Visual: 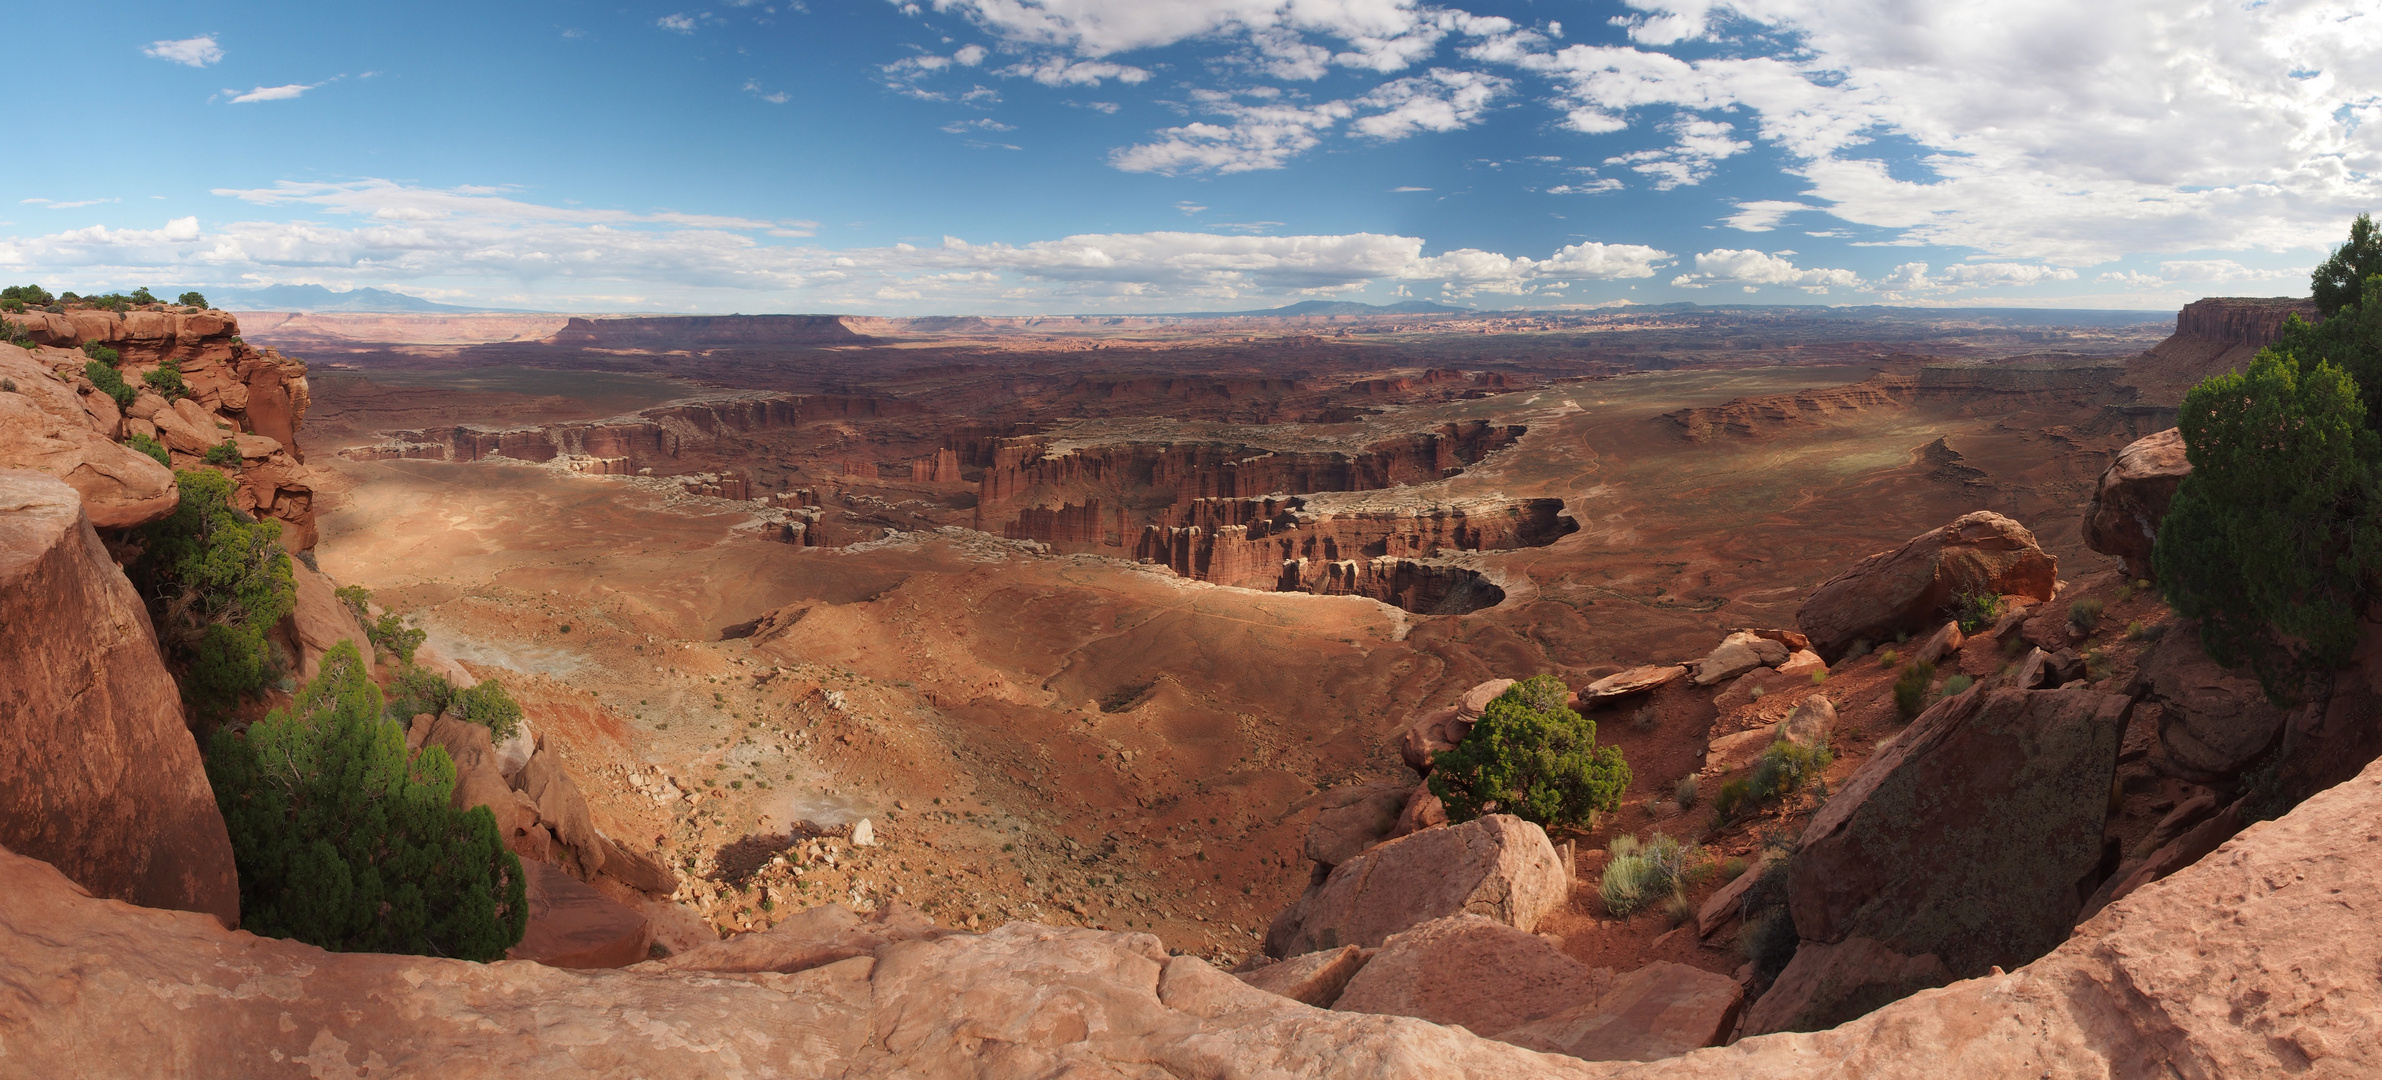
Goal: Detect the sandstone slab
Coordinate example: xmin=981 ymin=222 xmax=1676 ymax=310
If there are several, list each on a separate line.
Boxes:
xmin=2136 ymin=626 xmax=2291 ymax=781
xmin=1776 ymin=695 xmax=1833 ymax=749
xmin=1267 ymin=813 xmax=1567 ymax=958
xmin=1796 ymin=511 xmax=2058 ymax=660
xmin=650 ymin=901 xmax=945 ymax=975
xmin=1494 ymin=961 xmax=1742 ymax=1062
xmin=0 ymin=471 xmax=235 ymax=928
xmin=1306 ymin=783 xmax=1411 ymax=866
xmin=1396 ymin=704 xmax=1469 ymax=775
xmin=0 ymin=349 xmax=179 ymax=528
xmin=282 ymin=559 xmax=374 ymax=682
xmin=1236 ymin=944 xmax=1372 ymax=1007
xmin=1581 ymin=665 xmax=1686 ymax=702
xmin=1788 ymin=686 xmax=2126 ymax=991
xmin=1909 ymin=621 xmax=1963 ymax=666
xmin=1739 ymin=936 xmax=1952 ymax=1036
xmin=509 ymin=860 xmax=654 ymax=969
xmin=2082 ymin=426 xmax=2189 ymax=580
xmin=1334 ymin=914 xmax=1609 ymax=1037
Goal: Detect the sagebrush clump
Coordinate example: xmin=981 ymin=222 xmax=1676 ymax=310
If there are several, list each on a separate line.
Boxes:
xmin=1599 ymin=832 xmax=1703 ymax=918
xmin=1892 ymin=660 xmax=1935 ymax=719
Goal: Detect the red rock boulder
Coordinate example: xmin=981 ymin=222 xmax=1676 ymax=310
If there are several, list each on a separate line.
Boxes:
xmin=0 ymin=348 xmax=179 ymax=529
xmin=2081 ymin=427 xmax=2189 ymax=580
xmin=0 ymin=471 xmax=236 ymax=928
xmin=1236 ymin=944 xmax=1373 ymax=1007
xmin=1494 ymin=960 xmax=1744 ymax=1062
xmin=1333 ymin=914 xmax=1607 ymax=1037
xmin=1305 ymin=783 xmax=1411 ymax=866
xmin=1795 ymin=511 xmax=2058 ymax=660
xmin=2133 ymin=625 xmax=2291 ymax=782
xmin=1265 ymin=814 xmax=1567 ymax=958
xmin=508 ymin=861 xmax=653 ymax=968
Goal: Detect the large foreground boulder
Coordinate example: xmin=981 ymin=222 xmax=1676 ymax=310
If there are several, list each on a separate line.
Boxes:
xmin=1495 ymin=961 xmax=1743 ymax=1063
xmin=1334 ymin=914 xmax=1608 ymax=1037
xmin=0 ymin=471 xmax=237 ymax=929
xmin=1305 ymin=783 xmax=1412 ymax=866
xmin=2134 ymin=626 xmax=2291 ymax=782
xmin=6 ymin=749 xmax=2382 ymax=1077
xmin=1266 ymin=814 xmax=1568 ymax=958
xmin=1795 ymin=511 xmax=2058 ymax=659
xmin=2081 ymin=426 xmax=2189 ymax=580
xmin=1758 ymin=685 xmax=2128 ymax=1034
xmin=508 ymin=861 xmax=653 ymax=969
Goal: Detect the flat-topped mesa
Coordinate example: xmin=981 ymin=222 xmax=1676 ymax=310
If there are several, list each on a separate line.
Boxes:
xmin=2174 ymin=296 xmax=2317 ymax=346
xmin=1132 ymin=497 xmax=1567 ymax=613
xmin=547 ymin=314 xmax=876 ymax=349
xmin=347 ymin=396 xmax=805 ymax=471
xmin=978 ymin=420 xmax=1526 ymax=542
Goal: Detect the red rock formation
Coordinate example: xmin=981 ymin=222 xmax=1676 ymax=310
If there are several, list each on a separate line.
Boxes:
xmin=2174 ymin=296 xmax=2317 ymax=345
xmin=355 ymin=396 xmax=804 ymax=475
xmin=1266 ymin=814 xmax=1568 ymax=958
xmin=1666 ymin=376 xmax=1917 ymax=440
xmin=1333 ymin=913 xmax=1615 ymax=1038
xmin=0 ymin=347 xmax=180 ymax=528
xmin=0 ymin=470 xmax=238 ymax=929
xmin=508 ymin=862 xmax=654 ymax=969
xmin=2124 ymin=296 xmax=2321 ymax=405
xmin=1129 ymin=496 xmax=1564 ymax=611
xmin=1795 ymin=511 xmax=2058 ymax=660
xmin=2081 ymin=427 xmax=2188 ymax=579
xmin=910 ymin=447 xmax=963 ymax=483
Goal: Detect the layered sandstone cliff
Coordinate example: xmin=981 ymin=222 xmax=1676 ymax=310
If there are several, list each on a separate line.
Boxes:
xmin=548 ymin=314 xmax=875 ymax=348
xmin=2124 ymin=296 xmax=2319 ymax=405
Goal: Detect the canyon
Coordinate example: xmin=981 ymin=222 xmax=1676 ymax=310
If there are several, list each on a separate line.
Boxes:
xmin=2 ymin=295 xmax=2363 ymax=1076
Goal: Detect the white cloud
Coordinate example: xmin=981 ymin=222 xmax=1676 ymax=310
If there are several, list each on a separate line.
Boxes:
xmin=1723 ymin=200 xmax=1809 ymax=232
xmin=0 ymin=179 xmax=1672 ymax=311
xmin=1544 ymin=180 xmax=1622 ymax=195
xmin=954 ymin=44 xmax=989 ymax=65
xmin=997 ymin=57 xmax=1152 ymax=87
xmin=1881 ymin=260 xmax=2080 ymax=294
xmin=743 ymin=79 xmax=792 ymax=104
xmin=1474 ymin=0 xmax=2382 ymax=263
xmin=21 ymin=197 xmax=121 ymax=210
xmin=145 ymin=35 xmax=223 ymax=67
xmin=226 ymin=83 xmax=323 ymax=104
xmin=1111 ymin=69 xmax=1508 ymax=174
xmin=657 ymin=13 xmax=698 ymax=33
xmin=1349 ymin=69 xmax=1510 ymax=140
xmin=2096 ymin=259 xmax=2300 ymax=285
xmin=1671 ymin=248 xmax=1862 ymax=292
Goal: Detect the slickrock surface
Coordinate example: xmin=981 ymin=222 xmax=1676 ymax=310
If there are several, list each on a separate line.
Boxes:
xmin=1267 ymin=814 xmax=1569 ymax=958
xmin=1334 ymin=914 xmax=1611 ymax=1037
xmin=2081 ymin=427 xmax=2190 ymax=580
xmin=0 ymin=470 xmax=237 ymax=929
xmin=1796 ymin=511 xmax=2058 ymax=659
xmin=507 ymin=861 xmax=654 ymax=969
xmin=6 ymin=752 xmax=2382 ymax=1076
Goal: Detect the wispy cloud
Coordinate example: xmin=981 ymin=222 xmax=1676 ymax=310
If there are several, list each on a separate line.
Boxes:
xmin=144 ymin=35 xmax=223 ymax=67
xmin=21 ymin=197 xmax=122 ymax=210
xmin=657 ymin=13 xmax=697 ymax=34
xmin=742 ymin=79 xmax=791 ymax=104
xmin=226 ymin=82 xmax=326 ymax=104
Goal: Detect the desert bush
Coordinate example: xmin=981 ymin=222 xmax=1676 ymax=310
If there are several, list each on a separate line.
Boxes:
xmin=1892 ymin=660 xmax=1936 ymax=719
xmin=2002 ymin=633 xmax=2031 ymax=658
xmin=129 ymin=287 xmax=159 ymax=306
xmin=1710 ymin=777 xmax=1750 ymax=820
xmin=84 ymin=360 xmax=136 ymax=408
xmin=1 ymin=377 xmax=15 ymax=392
xmin=203 ymin=440 xmax=242 ymax=467
xmin=1675 ymin=774 xmax=1699 ymax=809
xmin=453 ymin=679 xmax=524 ymax=742
xmin=2310 ymin=212 xmax=2381 ymax=318
xmin=135 ymin=469 xmax=294 ymax=715
xmin=206 ymin=642 xmax=527 ymax=960
xmin=1736 ymin=856 xmax=1799 ymax=980
xmin=2114 ymin=580 xmax=2138 ymax=603
xmin=1599 ymin=832 xmax=1698 ymax=918
xmin=1747 ymin=740 xmax=1833 ymax=803
xmin=334 ymin=583 xmax=372 ymax=621
xmin=1 ymin=283 xmax=54 ymax=306
xmin=1630 ymin=704 xmax=1660 ymax=732
xmin=1721 ymin=856 xmax=1748 ymax=881
xmin=1952 ymin=591 xmax=2003 ymax=633
xmin=177 ymin=291 xmax=208 ymax=308
xmin=1874 ymin=647 xmax=1897 ymax=667
xmin=366 ymin=610 xmax=426 ymax=665
xmin=384 ymin=663 xmax=456 ymax=721
xmin=1842 ymin=639 xmax=1871 ymax=661
xmin=143 ymin=357 xmax=188 ymax=400
xmin=2069 ymin=597 xmax=2104 ymax=632
xmin=1939 ymin=673 xmax=1974 ymax=698
xmin=1809 ymin=670 xmax=1828 ymax=685
xmin=126 ymin=432 xmax=169 ymax=466
xmin=1429 ymin=674 xmax=1630 ymax=830
xmin=2126 ymin=620 xmax=2166 ymax=642
xmin=81 ymin=341 xmax=121 ymax=366
xmin=1662 ymin=893 xmax=1696 ymax=927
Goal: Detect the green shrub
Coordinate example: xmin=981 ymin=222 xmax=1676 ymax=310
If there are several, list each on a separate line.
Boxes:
xmin=1 ymin=377 xmax=14 ymax=393
xmin=2069 ymin=597 xmax=2104 ymax=632
xmin=1747 ymin=740 xmax=1833 ymax=803
xmin=129 ymin=287 xmax=159 ymax=306
xmin=81 ymin=341 xmax=121 ymax=366
xmin=126 ymin=432 xmax=170 ymax=466
xmin=385 ymin=663 xmax=456 ymax=721
xmin=453 ymin=679 xmax=524 ymax=742
xmin=203 ymin=440 xmax=242 ymax=467
xmin=1721 ymin=856 xmax=1748 ymax=881
xmin=1809 ymin=670 xmax=1828 ymax=684
xmin=205 ymin=642 xmax=526 ymax=960
xmin=0 ymin=299 xmax=21 ymax=314
xmin=2155 ymin=348 xmax=2381 ymax=703
xmin=2126 ymin=620 xmax=2166 ymax=642
xmin=135 ymin=469 xmax=295 ymax=715
xmin=2114 ymin=580 xmax=2137 ymax=604
xmin=83 ymin=360 xmax=136 ymax=408
xmin=1875 ymin=647 xmax=1897 ymax=667
xmin=1939 ymin=673 xmax=1974 ymax=698
xmin=1892 ymin=660 xmax=1936 ymax=719
xmin=0 ymin=283 xmax=54 ymax=306
xmin=1952 ymin=591 xmax=2003 ymax=633
xmin=1737 ymin=858 xmax=1799 ymax=981
xmin=1428 ymin=674 xmax=1630 ymax=830
xmin=366 ymin=611 xmax=426 ymax=665
xmin=143 ymin=357 xmax=188 ymax=400
xmin=2310 ymin=212 xmax=2381 ymax=318
xmin=1710 ymin=777 xmax=1750 ymax=820
xmin=1675 ymin=774 xmax=1699 ymax=809
xmin=334 ymin=584 xmax=373 ymax=621
xmin=178 ymin=291 xmax=209 ymax=308
xmin=1599 ymin=832 xmax=1698 ymax=917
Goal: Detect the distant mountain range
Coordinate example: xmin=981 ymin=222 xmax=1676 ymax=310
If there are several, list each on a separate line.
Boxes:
xmin=180 ymin=284 xmax=527 ymax=313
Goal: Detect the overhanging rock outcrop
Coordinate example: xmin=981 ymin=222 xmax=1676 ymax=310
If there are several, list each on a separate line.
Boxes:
xmin=7 ymin=750 xmax=2382 ymax=1075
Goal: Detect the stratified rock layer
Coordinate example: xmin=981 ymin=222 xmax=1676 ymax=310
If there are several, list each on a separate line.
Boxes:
xmin=0 ymin=470 xmax=237 ymax=928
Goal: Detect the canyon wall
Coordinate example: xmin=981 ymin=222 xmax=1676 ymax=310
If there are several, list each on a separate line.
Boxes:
xmin=0 ymin=471 xmax=239 ymax=929
xmin=2125 ymin=296 xmax=2321 ymax=405
xmin=349 ymin=396 xmax=804 ymax=472
xmin=547 ymin=314 xmax=875 ymax=349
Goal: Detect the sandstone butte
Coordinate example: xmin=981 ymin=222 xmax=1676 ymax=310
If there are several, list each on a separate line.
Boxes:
xmin=1 ymin=751 xmax=2376 ymax=1077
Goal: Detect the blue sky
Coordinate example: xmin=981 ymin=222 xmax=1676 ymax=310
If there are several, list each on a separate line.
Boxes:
xmin=1 ymin=0 xmax=2376 ymax=314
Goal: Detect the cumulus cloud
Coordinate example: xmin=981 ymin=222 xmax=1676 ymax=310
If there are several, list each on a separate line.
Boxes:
xmin=1880 ymin=261 xmax=2081 ymax=294
xmin=0 ymin=179 xmax=1671 ymax=311
xmin=912 ymin=0 xmax=1507 ymax=70
xmin=145 ymin=35 xmax=223 ymax=67
xmin=1723 ymin=200 xmax=1810 ymax=232
xmin=1475 ymin=0 xmax=2382 ymax=263
xmin=997 ymin=57 xmax=1152 ymax=86
xmin=1350 ymin=69 xmax=1510 ymax=140
xmin=2096 ymin=259 xmax=2300 ymax=285
xmin=1111 ymin=70 xmax=1509 ymax=174
xmin=1670 ymin=249 xmax=1863 ymax=292
xmin=657 ymin=13 xmax=698 ymax=33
